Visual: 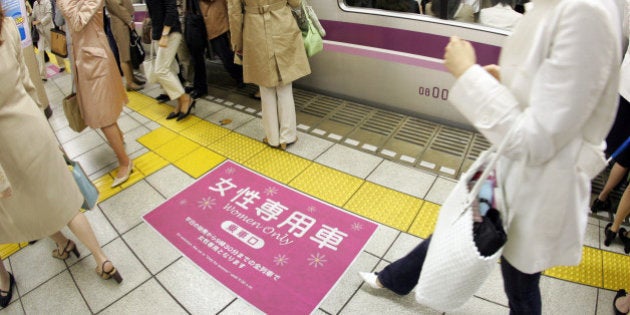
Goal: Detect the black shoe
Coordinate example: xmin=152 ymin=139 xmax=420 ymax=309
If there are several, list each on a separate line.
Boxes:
xmin=591 ymin=198 xmax=611 ymax=213
xmin=133 ymin=77 xmax=146 ymax=85
xmin=0 ymin=272 xmax=15 ymax=308
xmin=59 ymin=67 xmax=65 ymax=73
xmin=177 ymin=100 xmax=196 ymax=121
xmin=620 ymin=228 xmax=630 ymax=254
xmin=42 ymin=78 xmax=47 ymax=82
xmin=605 ymin=223 xmax=618 ymax=247
xmin=614 ymin=289 xmax=628 ymax=315
xmin=184 ymin=86 xmax=195 ymax=93
xmin=155 ymin=94 xmax=170 ymax=103
xmin=44 ymin=105 xmax=53 ymax=119
xmin=166 ymin=111 xmax=179 ymax=120
xmin=190 ymin=90 xmax=206 ymax=99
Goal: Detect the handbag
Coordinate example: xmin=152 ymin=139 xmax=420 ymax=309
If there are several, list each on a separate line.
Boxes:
xmin=130 ymin=29 xmax=145 ymax=70
xmin=62 ymin=93 xmax=87 ymax=132
xmin=63 ymin=153 xmax=99 ymax=210
xmin=301 ymin=1 xmax=323 ymax=57
xmin=142 ymin=42 xmax=180 ymax=84
xmin=50 ymin=28 xmax=68 ymax=58
xmin=414 ymin=122 xmax=519 ymax=312
xmin=303 ymin=1 xmax=325 ymax=37
xmin=31 ymin=25 xmax=39 ymax=44
xmin=142 ymin=17 xmax=152 ymax=44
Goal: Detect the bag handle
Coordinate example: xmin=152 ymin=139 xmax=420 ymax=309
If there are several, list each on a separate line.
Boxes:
xmin=465 ymin=117 xmax=523 ymax=208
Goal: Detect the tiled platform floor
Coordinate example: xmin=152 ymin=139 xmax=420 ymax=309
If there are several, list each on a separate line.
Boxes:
xmin=0 ymin=69 xmax=626 ymax=315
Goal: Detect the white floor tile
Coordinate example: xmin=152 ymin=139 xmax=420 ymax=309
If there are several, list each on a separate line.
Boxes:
xmin=21 ymin=271 xmax=90 ymax=314
xmin=315 ymin=144 xmax=383 ymax=179
xmin=122 ymin=223 xmax=181 ymax=274
xmin=100 ymin=278 xmax=187 ymax=314
xmin=367 ymin=160 xmax=437 ymax=198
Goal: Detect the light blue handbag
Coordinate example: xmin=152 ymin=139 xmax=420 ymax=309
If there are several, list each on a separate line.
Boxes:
xmin=63 ymin=154 xmax=99 ymax=210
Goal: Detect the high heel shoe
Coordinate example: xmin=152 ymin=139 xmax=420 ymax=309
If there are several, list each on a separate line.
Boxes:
xmin=166 ymin=111 xmax=179 ymax=120
xmin=620 ymin=228 xmax=630 ymax=254
xmin=0 ymin=272 xmax=15 ymax=308
xmin=96 ymin=260 xmax=123 ymax=284
xmin=52 ymin=239 xmax=80 ymax=260
xmin=111 ymin=161 xmax=134 ymax=188
xmin=176 ymin=100 xmax=196 ymax=121
xmin=605 ymin=223 xmax=618 ymax=247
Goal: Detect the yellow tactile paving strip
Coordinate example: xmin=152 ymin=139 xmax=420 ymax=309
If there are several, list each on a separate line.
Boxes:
xmin=3 ymin=91 xmax=625 ymax=291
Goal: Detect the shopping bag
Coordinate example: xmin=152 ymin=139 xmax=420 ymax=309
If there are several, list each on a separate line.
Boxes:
xmin=62 ymin=93 xmax=86 ymax=132
xmin=50 ymin=28 xmax=68 ymax=58
xmin=415 ymin=123 xmax=517 ymax=311
xmin=63 ymin=154 xmax=99 ymax=210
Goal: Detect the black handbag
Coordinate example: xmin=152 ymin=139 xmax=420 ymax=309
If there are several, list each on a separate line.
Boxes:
xmin=184 ymin=0 xmax=208 ymax=53
xmin=31 ymin=25 xmax=39 ymax=44
xmin=129 ymin=29 xmax=145 ymax=70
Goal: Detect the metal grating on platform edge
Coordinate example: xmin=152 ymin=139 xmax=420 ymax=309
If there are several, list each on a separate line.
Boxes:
xmin=301 ymin=95 xmax=340 ymax=118
xmin=329 ymin=101 xmax=372 ymax=127
xmin=428 ymin=125 xmax=472 ymax=157
xmin=293 ymin=89 xmax=318 ymax=111
xmin=359 ymin=110 xmax=405 ymax=136
xmin=393 ymin=117 xmax=439 ymax=147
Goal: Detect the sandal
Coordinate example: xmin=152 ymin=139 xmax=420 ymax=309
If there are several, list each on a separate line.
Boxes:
xmin=52 ymin=239 xmax=80 ymax=260
xmin=0 ymin=273 xmax=15 ymax=308
xmin=96 ymin=260 xmax=123 ymax=284
xmin=614 ymin=289 xmax=629 ymax=315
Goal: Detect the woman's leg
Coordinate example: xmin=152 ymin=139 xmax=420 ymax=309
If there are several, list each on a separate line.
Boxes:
xmin=595 ymin=163 xmax=628 ymax=213
xmin=612 ymin=185 xmax=630 ymax=232
xmin=501 ymin=257 xmax=542 ymax=315
xmin=122 ymin=61 xmax=142 ymax=90
xmin=376 ymin=235 xmax=432 ymax=295
xmin=154 ymin=34 xmax=187 ymax=111
xmin=260 ymin=86 xmax=280 ymax=146
xmin=65 ymin=213 xmax=109 ymax=266
xmin=101 ymin=123 xmax=131 ymax=178
xmin=0 ymin=259 xmax=9 ymax=294
xmin=276 ymin=82 xmax=297 ymax=146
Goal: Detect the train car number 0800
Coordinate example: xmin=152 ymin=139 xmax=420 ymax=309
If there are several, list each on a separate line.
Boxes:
xmin=418 ymin=87 xmax=449 ymax=101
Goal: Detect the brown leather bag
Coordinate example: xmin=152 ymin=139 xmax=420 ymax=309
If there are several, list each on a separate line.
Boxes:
xmin=50 ymin=28 xmax=68 ymax=58
xmin=141 ymin=17 xmax=152 ymax=44
xmin=62 ymin=94 xmax=86 ymax=132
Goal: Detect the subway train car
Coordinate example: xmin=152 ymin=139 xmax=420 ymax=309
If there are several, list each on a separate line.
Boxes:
xmin=296 ymin=0 xmax=510 ymax=128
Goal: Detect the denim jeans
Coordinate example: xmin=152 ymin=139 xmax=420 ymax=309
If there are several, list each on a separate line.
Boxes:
xmin=376 ymin=235 xmax=542 ymax=314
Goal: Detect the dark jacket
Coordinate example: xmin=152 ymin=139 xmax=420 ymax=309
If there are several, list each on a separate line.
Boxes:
xmin=145 ymin=0 xmax=181 ymax=40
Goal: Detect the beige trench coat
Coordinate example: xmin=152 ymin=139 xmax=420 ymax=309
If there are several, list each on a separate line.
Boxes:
xmin=58 ymin=0 xmax=127 ymax=128
xmin=0 ymin=18 xmax=83 ymax=243
xmin=106 ymin=0 xmax=135 ymax=62
xmin=227 ymin=0 xmax=310 ymax=87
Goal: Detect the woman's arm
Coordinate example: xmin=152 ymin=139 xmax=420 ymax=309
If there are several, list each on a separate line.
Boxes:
xmin=58 ymin=0 xmax=104 ymax=33
xmin=447 ymin=1 xmax=618 ymax=165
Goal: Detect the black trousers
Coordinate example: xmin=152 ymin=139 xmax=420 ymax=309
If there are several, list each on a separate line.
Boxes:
xmin=210 ymin=32 xmax=243 ymax=85
xmin=187 ymin=36 xmax=208 ymax=94
xmin=376 ymin=235 xmax=542 ymax=315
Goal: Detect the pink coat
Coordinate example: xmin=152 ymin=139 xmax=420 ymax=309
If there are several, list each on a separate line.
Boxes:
xmin=58 ymin=0 xmax=127 ymax=128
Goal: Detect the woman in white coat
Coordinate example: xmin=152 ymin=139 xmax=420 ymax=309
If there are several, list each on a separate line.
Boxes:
xmin=31 ymin=0 xmax=65 ymax=80
xmin=360 ymin=0 xmax=621 ymax=313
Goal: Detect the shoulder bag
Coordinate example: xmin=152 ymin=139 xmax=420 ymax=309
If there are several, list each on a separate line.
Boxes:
xmin=62 ymin=93 xmax=87 ymax=132
xmin=63 ymin=153 xmax=99 ymax=210
xmin=50 ymin=28 xmax=68 ymax=58
xmin=301 ymin=1 xmax=323 ymax=57
xmin=414 ymin=120 xmax=520 ymax=312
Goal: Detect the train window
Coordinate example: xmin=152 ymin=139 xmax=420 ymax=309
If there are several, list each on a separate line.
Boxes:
xmin=342 ymin=0 xmax=528 ymax=31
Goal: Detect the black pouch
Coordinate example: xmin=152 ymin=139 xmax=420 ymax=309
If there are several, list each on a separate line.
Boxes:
xmin=473 ymin=208 xmax=507 ymax=257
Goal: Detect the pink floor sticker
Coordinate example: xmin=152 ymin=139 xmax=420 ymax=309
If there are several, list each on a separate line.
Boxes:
xmin=144 ymin=160 xmax=378 ymax=314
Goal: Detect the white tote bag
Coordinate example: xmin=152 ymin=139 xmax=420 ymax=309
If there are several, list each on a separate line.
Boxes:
xmin=415 ymin=122 xmax=518 ymax=312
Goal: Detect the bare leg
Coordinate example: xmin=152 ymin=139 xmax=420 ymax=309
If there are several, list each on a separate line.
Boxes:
xmin=612 ymin=185 xmax=630 ymax=232
xmin=122 ymin=62 xmax=142 ymax=90
xmin=598 ymin=163 xmax=628 ymax=202
xmin=178 ymin=93 xmax=192 ymax=113
xmin=101 ymin=123 xmax=131 ymax=178
xmin=65 ymin=212 xmax=109 ymax=266
xmin=615 ymin=292 xmax=630 ymax=314
xmin=0 ymin=259 xmax=8 ymax=294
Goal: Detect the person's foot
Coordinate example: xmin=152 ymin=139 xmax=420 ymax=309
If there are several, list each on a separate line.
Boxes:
xmin=359 ymin=272 xmax=383 ymax=289
xmin=133 ymin=77 xmax=146 ymax=85
xmin=111 ymin=161 xmax=133 ymax=188
xmin=42 ymin=78 xmax=47 ymax=82
xmin=59 ymin=67 xmax=66 ymax=73
xmin=251 ymin=91 xmax=261 ymax=100
xmin=155 ymin=94 xmax=170 ymax=103
xmin=0 ymin=272 xmax=15 ymax=308
xmin=184 ymin=86 xmax=195 ymax=93
xmin=591 ymin=198 xmax=611 ymax=213
xmin=190 ymin=90 xmax=206 ymax=99
xmin=126 ymin=83 xmax=144 ymax=91
xmin=44 ymin=105 xmax=53 ymax=119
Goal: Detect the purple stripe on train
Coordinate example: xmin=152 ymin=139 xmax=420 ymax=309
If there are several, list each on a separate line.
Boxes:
xmin=320 ymin=20 xmax=501 ymax=65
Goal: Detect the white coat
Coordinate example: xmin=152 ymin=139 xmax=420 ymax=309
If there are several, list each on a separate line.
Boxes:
xmin=449 ymin=0 xmax=621 ymax=273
